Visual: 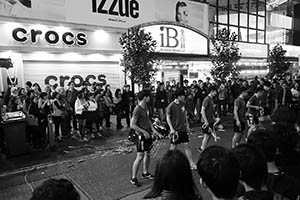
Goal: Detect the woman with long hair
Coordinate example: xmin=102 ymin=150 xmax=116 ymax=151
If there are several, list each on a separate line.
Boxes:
xmin=144 ymin=150 xmax=201 ymax=200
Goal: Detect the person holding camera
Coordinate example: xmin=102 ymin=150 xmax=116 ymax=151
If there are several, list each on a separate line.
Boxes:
xmin=130 ymin=90 xmax=162 ymax=187
xmin=166 ymin=89 xmax=196 ymax=170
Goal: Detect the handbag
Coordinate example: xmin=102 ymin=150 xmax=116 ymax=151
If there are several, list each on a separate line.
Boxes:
xmin=128 ymin=128 xmax=137 ymax=143
xmin=27 ymin=114 xmax=39 ymax=126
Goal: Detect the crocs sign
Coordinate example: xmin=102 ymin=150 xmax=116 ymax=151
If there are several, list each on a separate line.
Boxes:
xmin=45 ymin=74 xmax=106 ymax=87
xmin=12 ymin=27 xmax=88 ymax=47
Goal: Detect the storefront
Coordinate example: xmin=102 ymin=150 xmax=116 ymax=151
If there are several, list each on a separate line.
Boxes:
xmin=0 ymin=19 xmax=125 ymax=91
xmin=0 ymin=0 xmax=212 ymax=91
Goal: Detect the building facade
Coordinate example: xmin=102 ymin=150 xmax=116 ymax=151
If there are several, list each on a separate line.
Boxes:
xmin=0 ymin=0 xmax=299 ymax=91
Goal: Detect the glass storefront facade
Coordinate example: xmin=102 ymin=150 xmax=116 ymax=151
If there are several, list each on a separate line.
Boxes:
xmin=206 ymin=0 xmax=267 ymax=44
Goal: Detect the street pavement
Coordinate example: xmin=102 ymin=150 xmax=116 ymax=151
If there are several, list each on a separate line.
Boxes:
xmin=0 ymin=115 xmax=239 ymax=200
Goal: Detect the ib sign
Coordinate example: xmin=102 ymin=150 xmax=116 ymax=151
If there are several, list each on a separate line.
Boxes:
xmin=143 ymin=24 xmax=208 ymax=55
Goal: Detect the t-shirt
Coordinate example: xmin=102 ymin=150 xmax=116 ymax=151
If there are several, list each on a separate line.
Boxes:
xmin=247 ymin=95 xmax=260 ymax=115
xmin=132 ymin=105 xmax=152 ymax=133
xmin=202 ymin=96 xmax=214 ymax=123
xmin=166 ymin=101 xmax=187 ymax=132
xmin=234 ymin=97 xmax=246 ymax=122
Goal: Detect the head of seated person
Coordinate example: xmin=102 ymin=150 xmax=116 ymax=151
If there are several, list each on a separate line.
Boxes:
xmin=197 ymin=145 xmax=240 ymax=200
xmin=30 ymin=178 xmax=80 ymax=200
xmin=144 ymin=149 xmax=200 ymax=200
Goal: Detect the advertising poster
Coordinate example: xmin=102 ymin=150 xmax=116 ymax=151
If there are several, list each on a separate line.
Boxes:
xmin=0 ymin=0 xmax=66 ymax=21
xmin=0 ymin=0 xmax=209 ymax=33
xmin=154 ymin=0 xmax=209 ymax=34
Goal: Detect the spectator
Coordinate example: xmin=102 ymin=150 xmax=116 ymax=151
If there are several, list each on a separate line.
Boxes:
xmin=144 ymin=150 xmax=200 ymax=200
xmin=66 ymin=81 xmax=79 ymax=132
xmin=155 ymin=83 xmax=168 ymax=121
xmin=233 ymin=144 xmax=288 ymax=200
xmin=114 ymin=88 xmax=124 ymax=129
xmin=247 ymin=129 xmax=300 ymax=200
xmin=232 ymin=87 xmax=248 ymax=148
xmin=30 ymin=178 xmax=80 ymax=200
xmin=75 ymin=91 xmax=88 ymax=141
xmin=197 ymin=146 xmax=240 ymax=200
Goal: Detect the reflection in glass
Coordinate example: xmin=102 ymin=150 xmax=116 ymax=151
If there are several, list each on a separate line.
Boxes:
xmin=249 ymin=29 xmax=256 ymax=42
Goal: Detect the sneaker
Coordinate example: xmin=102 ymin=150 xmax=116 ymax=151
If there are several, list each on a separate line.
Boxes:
xmin=130 ymin=178 xmax=141 ymax=187
xmin=83 ymin=136 xmax=89 ymax=142
xmin=91 ymin=134 xmax=95 ymax=138
xmin=142 ymin=172 xmax=155 ymax=180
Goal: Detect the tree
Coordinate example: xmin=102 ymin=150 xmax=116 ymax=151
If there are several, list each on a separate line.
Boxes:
xmin=210 ymin=28 xmax=241 ymax=81
xmin=267 ymin=44 xmax=291 ymax=79
xmin=119 ymin=26 xmax=157 ymax=91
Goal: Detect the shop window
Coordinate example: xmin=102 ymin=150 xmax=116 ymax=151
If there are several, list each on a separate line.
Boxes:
xmin=218 ymin=8 xmax=228 ymax=24
xmin=258 ymin=0 xmax=265 ymax=16
xmin=249 ymin=0 xmax=257 ymax=14
xmin=249 ymin=29 xmax=256 ymax=42
xmin=239 ymin=0 xmax=249 ymax=12
xmin=240 ymin=13 xmax=248 ymax=27
xmin=229 ymin=10 xmax=238 ymax=26
xmin=240 ymin=28 xmax=248 ymax=42
xmin=209 ymin=6 xmax=217 ymax=22
xmin=258 ymin=16 xmax=265 ymax=30
xmin=249 ymin=14 xmax=256 ymax=28
xmin=257 ymin=30 xmax=265 ymax=43
xmin=229 ymin=0 xmax=239 ymax=10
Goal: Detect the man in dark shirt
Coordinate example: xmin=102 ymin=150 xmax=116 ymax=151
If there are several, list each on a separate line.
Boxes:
xmin=199 ymin=86 xmax=218 ymax=152
xmin=130 ymin=90 xmax=162 ymax=187
xmin=232 ymin=87 xmax=248 ymax=148
xmin=66 ymin=81 xmax=78 ymax=131
xmin=246 ymin=86 xmax=264 ymax=126
xmin=166 ymin=89 xmax=196 ymax=170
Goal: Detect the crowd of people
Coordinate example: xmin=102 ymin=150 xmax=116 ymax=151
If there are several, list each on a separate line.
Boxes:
xmin=1 ymin=75 xmax=300 ymax=199
xmin=0 ymin=80 xmax=134 ymax=150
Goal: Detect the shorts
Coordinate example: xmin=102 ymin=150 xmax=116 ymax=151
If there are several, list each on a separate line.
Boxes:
xmin=170 ymin=131 xmax=189 ymax=145
xmin=233 ymin=120 xmax=246 ymax=133
xmin=202 ymin=123 xmax=215 ymax=134
xmin=136 ymin=134 xmax=153 ymax=152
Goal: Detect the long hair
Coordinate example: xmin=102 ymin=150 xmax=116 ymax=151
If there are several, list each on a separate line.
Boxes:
xmin=144 ymin=150 xmax=199 ymax=200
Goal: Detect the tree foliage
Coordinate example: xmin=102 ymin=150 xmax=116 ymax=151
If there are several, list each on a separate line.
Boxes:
xmin=119 ymin=26 xmax=157 ymax=88
xmin=267 ymin=44 xmax=291 ymax=79
xmin=210 ymin=28 xmax=241 ymax=81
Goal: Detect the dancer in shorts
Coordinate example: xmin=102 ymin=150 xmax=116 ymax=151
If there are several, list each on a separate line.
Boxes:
xmin=232 ymin=87 xmax=248 ymax=148
xmin=199 ymin=86 xmax=218 ymax=152
xmin=130 ymin=90 xmax=162 ymax=187
xmin=166 ymin=89 xmax=197 ymax=170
